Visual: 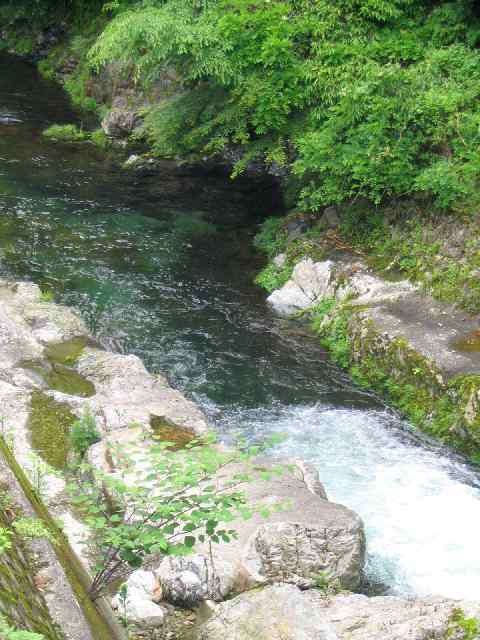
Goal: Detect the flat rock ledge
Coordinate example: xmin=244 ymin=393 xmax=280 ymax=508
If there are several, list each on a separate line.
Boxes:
xmin=267 ymin=257 xmax=480 ymax=448
xmin=197 ymin=584 xmax=480 ymax=640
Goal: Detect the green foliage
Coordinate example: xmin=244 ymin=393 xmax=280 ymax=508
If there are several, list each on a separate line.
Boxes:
xmin=0 ymin=527 xmax=12 ymax=555
xmin=253 ymin=217 xmax=288 ymax=259
xmin=67 ymin=431 xmax=285 ymax=599
xmin=447 ymin=608 xmax=480 ymax=639
xmin=334 ymin=202 xmax=480 ymax=314
xmin=90 ymin=128 xmax=109 ymax=150
xmin=70 ymin=413 xmax=101 ymax=458
xmin=0 ymin=618 xmax=43 ymax=640
xmin=39 ymin=290 xmax=55 ymax=302
xmin=313 ymin=570 xmax=341 ymax=596
xmin=84 ymin=0 xmax=480 ymax=213
xmin=12 ymin=517 xmax=57 ymax=545
xmin=42 ymin=124 xmax=88 ymax=143
xmin=255 ymin=262 xmax=293 ymax=293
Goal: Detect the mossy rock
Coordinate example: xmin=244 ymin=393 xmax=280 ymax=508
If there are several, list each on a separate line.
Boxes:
xmin=28 ymin=391 xmax=77 ymax=470
xmin=44 ymin=337 xmax=89 ymax=366
xmin=44 ymin=364 xmax=95 ymax=398
xmin=150 ymin=416 xmax=196 ymax=450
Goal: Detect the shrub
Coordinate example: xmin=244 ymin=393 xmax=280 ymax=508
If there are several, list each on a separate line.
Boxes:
xmin=0 ymin=618 xmax=43 ymax=640
xmin=67 ymin=431 xmax=286 ymax=599
xmin=42 ymin=124 xmax=87 ymax=143
xmin=70 ymin=413 xmax=101 ymax=458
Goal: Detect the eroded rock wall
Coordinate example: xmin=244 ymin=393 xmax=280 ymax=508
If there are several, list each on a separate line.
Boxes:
xmin=267 ymin=257 xmax=480 ymax=455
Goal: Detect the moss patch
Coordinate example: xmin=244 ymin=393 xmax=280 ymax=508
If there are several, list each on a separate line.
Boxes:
xmin=44 ymin=364 xmax=95 ymax=398
xmin=452 ymin=331 xmax=480 ymax=353
xmin=28 ymin=391 xmax=77 ymax=470
xmin=20 ymin=359 xmax=95 ymax=398
xmin=44 ymin=337 xmax=89 ymax=366
xmin=150 ymin=416 xmax=196 ymax=451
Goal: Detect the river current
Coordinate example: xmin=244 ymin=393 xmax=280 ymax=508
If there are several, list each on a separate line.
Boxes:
xmin=1 ymin=52 xmax=480 ymax=599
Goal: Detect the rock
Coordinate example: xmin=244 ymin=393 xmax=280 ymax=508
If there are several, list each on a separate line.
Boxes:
xmin=102 ymin=108 xmax=142 ymax=138
xmin=112 ymin=570 xmax=165 ymax=628
xmin=77 ymin=348 xmax=208 ymax=435
xmin=195 ymin=457 xmax=364 ymax=594
xmin=196 ymin=584 xmax=327 ymax=640
xmin=125 ymin=570 xmax=158 ymax=600
xmin=273 ymin=253 xmax=287 ymax=268
xmin=286 ymin=219 xmax=309 ymax=244
xmin=322 ymin=205 xmax=340 ymax=228
xmin=290 ymin=458 xmax=328 ymax=499
xmin=155 ymin=555 xmax=237 ymax=606
xmin=1 ymin=280 xmax=89 ymax=345
xmin=242 ymin=520 xmax=362 ymax=590
xmin=197 ymin=584 xmax=480 ymax=640
xmin=118 ymin=597 xmax=165 ymax=628
xmin=267 ymin=257 xmax=416 ymax=317
xmin=267 ymin=259 xmax=334 ymax=316
xmin=89 ymin=444 xmax=364 ymax=599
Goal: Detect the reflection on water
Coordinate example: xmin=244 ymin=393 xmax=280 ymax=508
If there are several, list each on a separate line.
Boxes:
xmin=2 ymin=52 xmax=480 ymax=599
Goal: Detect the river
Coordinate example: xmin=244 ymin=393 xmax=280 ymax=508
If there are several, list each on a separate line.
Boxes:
xmin=1 ymin=52 xmax=480 ymax=600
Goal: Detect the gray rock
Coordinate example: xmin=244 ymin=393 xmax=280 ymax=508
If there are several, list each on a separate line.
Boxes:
xmin=117 ymin=597 xmax=165 ymax=628
xmin=88 ymin=443 xmax=365 ymax=599
xmin=197 ymin=584 xmax=480 ymax=640
xmin=267 ymin=259 xmax=335 ymax=316
xmin=197 ymin=584 xmax=330 ymax=640
xmin=322 ymin=206 xmax=341 ymax=228
xmin=195 ymin=457 xmax=365 ymax=594
xmin=242 ymin=521 xmax=362 ymax=590
xmin=102 ymin=108 xmax=142 ymax=138
xmin=155 ymin=555 xmax=237 ymax=606
xmin=112 ymin=570 xmax=165 ymax=628
xmin=77 ymin=348 xmax=208 ymax=435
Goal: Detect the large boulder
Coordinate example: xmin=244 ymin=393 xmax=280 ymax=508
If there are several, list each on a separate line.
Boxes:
xmin=241 ymin=520 xmax=362 ymax=590
xmin=97 ymin=446 xmax=365 ymax=606
xmin=267 ymin=259 xmax=334 ymax=316
xmin=154 ymin=458 xmax=365 ymax=602
xmin=197 ymin=584 xmax=480 ymax=640
xmin=266 ymin=257 xmax=416 ymax=317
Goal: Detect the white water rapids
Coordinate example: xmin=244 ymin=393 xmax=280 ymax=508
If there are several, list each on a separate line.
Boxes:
xmin=218 ymin=403 xmax=480 ymax=599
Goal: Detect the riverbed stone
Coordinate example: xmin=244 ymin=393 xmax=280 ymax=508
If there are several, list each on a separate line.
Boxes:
xmin=155 ymin=555 xmax=237 ymax=605
xmin=267 ymin=259 xmax=335 ymax=316
xmin=197 ymin=584 xmax=480 ymax=640
xmin=112 ymin=570 xmax=165 ymax=628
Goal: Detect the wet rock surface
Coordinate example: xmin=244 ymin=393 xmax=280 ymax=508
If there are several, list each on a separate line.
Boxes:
xmin=197 ymin=584 xmax=480 ymax=640
xmin=267 ymin=256 xmax=480 ymax=379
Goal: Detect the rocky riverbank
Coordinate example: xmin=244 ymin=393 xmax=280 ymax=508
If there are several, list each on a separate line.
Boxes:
xmin=0 ymin=278 xmax=366 ymax=637
xmin=1 ymin=276 xmax=480 ymax=638
xmin=259 ymin=216 xmax=480 ymax=461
